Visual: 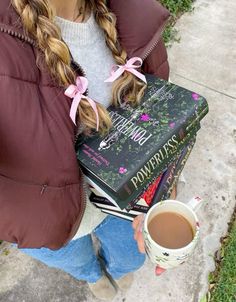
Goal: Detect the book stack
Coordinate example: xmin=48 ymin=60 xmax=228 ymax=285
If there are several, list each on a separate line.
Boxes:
xmin=76 ymin=74 xmax=208 ymax=220
xmin=88 ymin=139 xmax=195 ymax=221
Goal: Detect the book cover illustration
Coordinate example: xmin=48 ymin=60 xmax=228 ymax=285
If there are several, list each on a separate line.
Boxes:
xmin=149 ymin=138 xmax=196 ymax=207
xmin=90 ymin=173 xmax=163 ymax=213
xmin=160 ymin=139 xmax=196 ymax=201
xmin=89 ymin=140 xmax=196 ymax=219
xmin=77 ymin=74 xmax=208 ymax=205
xmin=86 ymin=126 xmax=197 ymax=210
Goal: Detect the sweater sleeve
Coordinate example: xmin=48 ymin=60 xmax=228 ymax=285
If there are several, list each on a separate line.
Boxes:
xmin=72 ymin=189 xmax=108 ymax=240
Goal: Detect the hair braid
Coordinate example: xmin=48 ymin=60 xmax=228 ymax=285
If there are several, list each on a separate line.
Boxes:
xmin=91 ymin=0 xmax=147 ymax=106
xmin=11 ymin=0 xmax=112 ymax=135
xmin=13 ymin=0 xmax=75 ymax=85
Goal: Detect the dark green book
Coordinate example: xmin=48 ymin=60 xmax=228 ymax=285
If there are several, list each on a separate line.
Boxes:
xmin=91 ymin=139 xmax=196 ymax=220
xmin=148 ymin=137 xmax=196 ymax=209
xmin=76 ymin=74 xmax=208 ymax=209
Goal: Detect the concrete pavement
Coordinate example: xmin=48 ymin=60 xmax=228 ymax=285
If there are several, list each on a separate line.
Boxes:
xmin=0 ymin=0 xmax=235 ymax=301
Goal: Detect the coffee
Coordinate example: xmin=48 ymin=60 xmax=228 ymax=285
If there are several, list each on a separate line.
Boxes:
xmin=148 ymin=212 xmax=194 ymax=249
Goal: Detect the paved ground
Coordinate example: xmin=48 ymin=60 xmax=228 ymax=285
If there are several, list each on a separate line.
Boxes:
xmin=0 ymin=0 xmax=235 ymax=301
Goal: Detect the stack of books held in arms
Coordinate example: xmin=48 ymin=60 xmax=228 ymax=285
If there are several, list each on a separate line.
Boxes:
xmin=76 ymin=74 xmax=208 ymax=220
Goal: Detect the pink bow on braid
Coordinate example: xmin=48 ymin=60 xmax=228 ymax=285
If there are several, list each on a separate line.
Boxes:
xmin=65 ymin=76 xmax=99 ymax=131
xmin=104 ymin=57 xmax=147 ymax=84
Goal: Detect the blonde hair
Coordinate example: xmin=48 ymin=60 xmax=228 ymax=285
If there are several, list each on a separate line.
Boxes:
xmin=12 ymin=0 xmax=147 ymax=135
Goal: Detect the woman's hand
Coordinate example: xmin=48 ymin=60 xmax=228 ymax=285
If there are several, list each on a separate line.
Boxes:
xmin=132 ymin=185 xmax=177 ymax=254
xmin=132 ymin=214 xmax=145 ymax=254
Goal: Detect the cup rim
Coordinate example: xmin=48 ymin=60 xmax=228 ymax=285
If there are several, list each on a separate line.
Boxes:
xmin=144 ymin=199 xmax=200 ymax=252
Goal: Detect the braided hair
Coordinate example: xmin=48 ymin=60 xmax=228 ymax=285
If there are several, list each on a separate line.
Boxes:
xmin=12 ymin=0 xmax=146 ymax=134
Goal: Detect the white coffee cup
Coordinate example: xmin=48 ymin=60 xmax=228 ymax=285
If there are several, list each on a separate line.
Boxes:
xmin=143 ymin=197 xmax=202 ymax=269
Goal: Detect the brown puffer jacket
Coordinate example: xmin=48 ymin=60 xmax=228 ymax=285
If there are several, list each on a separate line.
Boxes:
xmin=0 ymin=0 xmax=170 ymax=249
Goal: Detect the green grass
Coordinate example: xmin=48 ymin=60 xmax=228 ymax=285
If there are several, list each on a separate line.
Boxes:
xmin=207 ymin=210 xmax=236 ymax=302
xmin=159 ymin=0 xmax=195 ymax=46
xmin=160 ymin=0 xmax=194 ymax=16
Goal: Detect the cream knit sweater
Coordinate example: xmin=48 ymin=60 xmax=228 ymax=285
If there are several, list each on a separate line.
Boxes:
xmin=55 ymin=12 xmax=116 ymax=239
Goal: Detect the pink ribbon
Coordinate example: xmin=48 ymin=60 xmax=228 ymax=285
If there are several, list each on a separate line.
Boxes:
xmin=65 ymin=76 xmax=99 ymax=131
xmin=104 ymin=57 xmax=147 ymax=83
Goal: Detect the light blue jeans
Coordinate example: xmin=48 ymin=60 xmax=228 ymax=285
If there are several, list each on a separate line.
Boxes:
xmin=19 ymin=216 xmax=145 ymax=283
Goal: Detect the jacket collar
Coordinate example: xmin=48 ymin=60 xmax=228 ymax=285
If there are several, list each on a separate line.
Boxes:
xmin=0 ymin=0 xmax=169 ymax=60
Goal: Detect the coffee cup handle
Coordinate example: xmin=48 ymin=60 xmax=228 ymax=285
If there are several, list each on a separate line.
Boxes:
xmin=187 ymin=196 xmax=203 ymax=212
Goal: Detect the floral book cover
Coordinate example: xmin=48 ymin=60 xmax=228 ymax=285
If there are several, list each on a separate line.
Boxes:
xmin=76 ymin=74 xmax=208 ymax=208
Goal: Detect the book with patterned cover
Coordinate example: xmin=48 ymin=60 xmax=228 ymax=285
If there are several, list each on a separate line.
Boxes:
xmin=90 ymin=140 xmax=196 ymax=220
xmin=76 ymin=74 xmax=208 ymax=208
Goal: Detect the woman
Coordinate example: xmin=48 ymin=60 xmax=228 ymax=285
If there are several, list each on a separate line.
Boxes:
xmin=0 ymin=0 xmax=170 ymax=300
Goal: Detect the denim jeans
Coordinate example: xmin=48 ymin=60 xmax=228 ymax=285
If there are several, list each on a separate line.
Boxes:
xmin=19 ymin=216 xmax=145 ymax=283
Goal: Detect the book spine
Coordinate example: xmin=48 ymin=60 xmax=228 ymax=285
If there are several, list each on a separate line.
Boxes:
xmin=89 ymin=192 xmax=144 ymax=218
xmin=130 ymin=160 xmax=178 ymax=213
xmin=89 ymin=171 xmax=163 ymax=213
xmin=115 ymin=122 xmax=201 ymax=208
xmin=87 ymin=123 xmax=200 ymax=210
xmin=126 ymin=198 xmax=149 ymax=214
xmin=129 ymin=141 xmax=193 ymax=212
xmin=114 ymin=95 xmax=208 ymax=199
xmin=87 ymin=174 xmax=159 ymax=211
xmin=115 ymin=121 xmax=201 ymax=202
xmin=101 ymin=209 xmax=135 ymax=221
xmin=89 ymin=192 xmax=114 ymax=207
xmin=90 ymin=181 xmax=158 ymax=214
xmin=131 ymin=138 xmax=196 ymax=213
xmin=85 ymin=176 xmax=121 ymax=208
xmin=162 ymin=139 xmax=196 ymax=200
xmin=150 ymin=138 xmax=196 ymax=206
xmin=125 ymin=173 xmax=163 ymax=212
xmin=129 ymin=203 xmax=149 ymax=213
xmin=149 ymin=158 xmax=180 ymax=206
xmin=186 ymin=105 xmax=209 ymax=133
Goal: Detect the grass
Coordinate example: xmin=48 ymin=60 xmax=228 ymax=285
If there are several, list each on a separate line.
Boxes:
xmin=203 ymin=208 xmax=236 ymax=302
xmin=159 ymin=0 xmax=195 ymax=46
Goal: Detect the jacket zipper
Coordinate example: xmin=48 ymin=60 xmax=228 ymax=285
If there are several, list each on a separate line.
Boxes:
xmin=0 ymin=172 xmax=86 ymax=228
xmin=0 ymin=173 xmax=51 ymax=195
xmin=140 ymin=18 xmax=169 ymax=61
xmin=77 ymin=172 xmax=88 ymax=227
xmin=68 ymin=52 xmax=88 ymax=226
xmin=0 ymin=172 xmax=80 ymax=190
xmin=0 ymin=25 xmax=37 ymax=47
xmin=141 ymin=38 xmax=161 ymax=61
xmin=0 ymin=24 xmax=87 ymax=86
xmin=1 ymin=170 xmax=87 ymax=241
xmin=40 ymin=184 xmax=48 ymax=195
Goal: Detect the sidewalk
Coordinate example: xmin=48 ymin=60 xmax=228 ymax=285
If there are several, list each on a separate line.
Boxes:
xmin=0 ymin=0 xmax=235 ymax=301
